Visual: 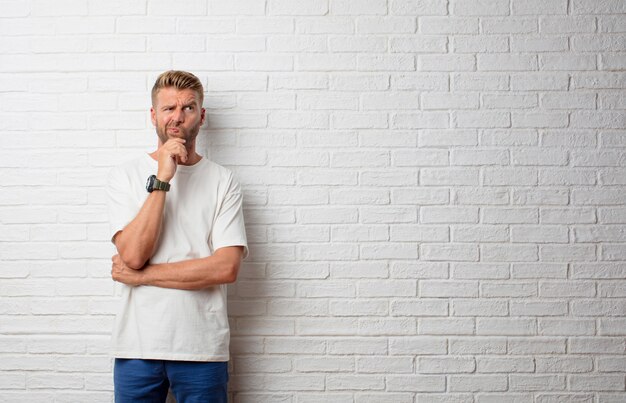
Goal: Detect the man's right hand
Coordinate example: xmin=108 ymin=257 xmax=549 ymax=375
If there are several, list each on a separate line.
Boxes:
xmin=156 ymin=138 xmax=187 ymax=182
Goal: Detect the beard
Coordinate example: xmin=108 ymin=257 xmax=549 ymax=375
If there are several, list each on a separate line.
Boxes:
xmin=156 ymin=120 xmax=202 ymax=146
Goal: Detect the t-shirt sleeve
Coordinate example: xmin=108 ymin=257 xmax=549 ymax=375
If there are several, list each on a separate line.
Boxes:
xmin=106 ymin=166 xmax=140 ymax=243
xmin=211 ymin=174 xmax=249 ymax=260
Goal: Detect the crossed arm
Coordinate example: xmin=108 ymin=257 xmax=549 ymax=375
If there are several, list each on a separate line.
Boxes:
xmin=111 ymin=246 xmax=243 ymax=290
xmin=111 ymin=189 xmax=243 ymax=290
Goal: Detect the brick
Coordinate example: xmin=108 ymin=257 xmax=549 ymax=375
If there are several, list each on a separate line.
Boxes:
xmin=357 ymin=17 xmax=416 ymax=34
xmin=477 ymin=357 xmax=534 ymax=373
xmin=296 ymin=17 xmax=354 ymax=34
xmin=511 ymin=72 xmax=569 ymax=90
xmin=454 ymin=111 xmax=510 ymax=128
xmin=393 ymin=150 xmax=448 ymax=166
xmin=387 ymin=375 xmax=446 ymax=392
xmin=361 ymin=170 xmax=418 ymax=186
xmin=419 ymin=55 xmax=476 ymax=72
xmin=478 ymin=54 xmax=537 ymax=71
xmin=451 ymin=149 xmax=508 ymax=165
xmin=421 ymin=207 xmax=479 ymax=224
xmin=512 ymin=263 xmax=567 ymax=279
xmin=332 ymin=112 xmax=387 ymax=129
xmin=452 ymin=299 xmax=507 ymax=316
xmin=298 ymin=318 xmax=359 ymax=336
xmin=482 ymin=93 xmax=537 ymax=109
xmin=420 ymin=17 xmax=479 ymax=34
xmin=512 ymin=37 xmax=568 ymax=52
xmin=451 ymin=225 xmax=509 ymax=242
xmin=390 ymin=225 xmax=449 ymax=242
xmin=481 ymin=244 xmax=538 ymax=262
xmin=423 ymin=92 xmax=480 ymax=110
xmin=331 ymin=300 xmax=388 ymax=316
xmin=391 ymin=262 xmax=448 ymax=279
xmin=393 ymin=112 xmax=449 ymax=129
xmin=419 ymin=129 xmax=478 ymax=147
xmin=454 ymin=35 xmax=509 ymax=53
xmin=330 ymin=0 xmax=386 ymax=15
xmin=481 ymin=17 xmax=537 ymax=34
xmin=359 ymin=54 xmax=415 ymax=71
xmin=538 ymin=319 xmax=595 ymax=336
xmin=510 ymin=300 xmax=568 ymax=316
xmin=540 ymin=245 xmax=597 ymax=262
xmin=451 ymin=337 xmax=507 ymax=355
xmin=393 ymin=73 xmax=449 ymax=90
xmin=361 ymin=206 xmax=416 ymax=223
xmin=541 ymin=130 xmax=596 ymax=147
xmin=512 ymin=111 xmax=569 ymax=128
xmin=420 ymin=280 xmax=478 ymax=297
xmin=357 ymin=356 xmax=413 ymax=373
xmin=449 ymin=375 xmax=508 ymax=392
xmin=481 ymin=281 xmax=537 ymax=297
xmin=391 ymin=36 xmax=447 ymax=53
xmin=328 ymin=337 xmax=387 ymax=355
xmin=483 ymin=168 xmax=538 ymax=186
xmin=451 ymin=0 xmax=509 ymax=16
xmin=392 ymin=187 xmax=449 ymax=205
xmin=362 ymin=92 xmax=420 ymax=110
xmin=209 ymin=0 xmax=265 ymax=15
xmin=421 ymin=168 xmax=479 ymax=186
xmin=391 ymin=0 xmax=447 ymax=16
xmin=361 ymin=243 xmax=418 ymax=260
xmin=571 ymin=0 xmax=626 ymax=14
xmin=572 ymin=35 xmax=626 ymax=52
xmin=452 ymin=263 xmax=509 ymax=279
xmin=331 ymin=74 xmax=389 ymax=91
xmin=599 ymin=15 xmax=626 ymax=32
xmin=513 ymin=0 xmax=567 ymax=14
xmin=452 ymin=188 xmax=509 ymax=205
xmin=268 ymin=0 xmax=328 ymax=16
xmin=599 ymin=208 xmax=626 ymax=224
xmin=540 ymin=16 xmax=596 ymax=33
xmin=330 ymin=188 xmax=389 ymax=205
xmin=327 ymin=374 xmax=385 ymax=390
xmin=509 ymin=375 xmax=566 ymax=391
xmin=569 ymin=375 xmax=625 ymax=391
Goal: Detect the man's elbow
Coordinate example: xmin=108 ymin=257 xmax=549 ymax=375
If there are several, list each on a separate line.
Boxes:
xmin=223 ymin=261 xmax=240 ymax=284
xmin=118 ymin=251 xmax=147 ymax=271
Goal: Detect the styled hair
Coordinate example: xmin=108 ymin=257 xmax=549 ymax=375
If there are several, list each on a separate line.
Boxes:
xmin=151 ymin=70 xmax=204 ymax=107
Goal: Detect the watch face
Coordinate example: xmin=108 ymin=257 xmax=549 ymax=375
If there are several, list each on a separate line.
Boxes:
xmin=146 ymin=175 xmax=155 ymax=192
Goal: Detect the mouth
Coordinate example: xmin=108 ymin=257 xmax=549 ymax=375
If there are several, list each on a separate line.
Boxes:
xmin=167 ymin=127 xmax=180 ymax=133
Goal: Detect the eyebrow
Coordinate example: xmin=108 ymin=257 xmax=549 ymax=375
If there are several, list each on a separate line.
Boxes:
xmin=161 ymin=101 xmax=197 ymax=110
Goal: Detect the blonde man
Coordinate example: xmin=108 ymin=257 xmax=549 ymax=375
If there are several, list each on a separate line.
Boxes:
xmin=107 ymin=70 xmax=248 ymax=402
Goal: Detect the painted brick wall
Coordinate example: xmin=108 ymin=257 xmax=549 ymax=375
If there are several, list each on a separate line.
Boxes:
xmin=1 ymin=0 xmax=625 ymax=402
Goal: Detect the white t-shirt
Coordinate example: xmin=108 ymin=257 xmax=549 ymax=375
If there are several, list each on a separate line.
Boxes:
xmin=106 ymin=153 xmax=248 ymax=361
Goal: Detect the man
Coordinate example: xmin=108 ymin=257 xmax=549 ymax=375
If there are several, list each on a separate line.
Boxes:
xmin=106 ymin=70 xmax=248 ymax=402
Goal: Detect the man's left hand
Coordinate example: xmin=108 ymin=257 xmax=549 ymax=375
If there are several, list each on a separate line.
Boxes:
xmin=112 ymin=254 xmax=145 ymax=286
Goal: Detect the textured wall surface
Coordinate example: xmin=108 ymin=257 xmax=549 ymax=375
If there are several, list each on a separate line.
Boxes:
xmin=1 ymin=0 xmax=626 ymax=402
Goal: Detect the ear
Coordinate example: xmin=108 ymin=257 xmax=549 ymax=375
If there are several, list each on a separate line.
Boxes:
xmin=200 ymin=107 xmax=206 ymax=126
xmin=150 ymin=106 xmax=157 ymax=127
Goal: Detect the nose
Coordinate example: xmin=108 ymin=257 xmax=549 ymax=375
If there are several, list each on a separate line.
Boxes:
xmin=171 ymin=106 xmax=184 ymax=123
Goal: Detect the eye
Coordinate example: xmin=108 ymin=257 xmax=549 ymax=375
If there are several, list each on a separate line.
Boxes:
xmin=184 ymin=106 xmax=194 ymax=111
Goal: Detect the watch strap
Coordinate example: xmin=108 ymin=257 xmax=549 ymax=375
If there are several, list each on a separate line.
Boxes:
xmin=153 ymin=177 xmax=170 ymax=191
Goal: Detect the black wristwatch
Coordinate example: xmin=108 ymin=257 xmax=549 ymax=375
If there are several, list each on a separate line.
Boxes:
xmin=146 ymin=175 xmax=170 ymax=192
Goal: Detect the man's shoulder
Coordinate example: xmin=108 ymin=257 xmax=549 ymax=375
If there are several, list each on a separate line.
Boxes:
xmin=202 ymin=158 xmax=236 ymax=182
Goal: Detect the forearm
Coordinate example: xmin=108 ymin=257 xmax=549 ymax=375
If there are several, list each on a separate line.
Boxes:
xmin=114 ymin=191 xmax=167 ymax=269
xmin=141 ymin=253 xmax=239 ymax=290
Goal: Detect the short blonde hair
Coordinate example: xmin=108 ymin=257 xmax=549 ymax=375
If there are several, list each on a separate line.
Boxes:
xmin=151 ymin=70 xmax=204 ymax=107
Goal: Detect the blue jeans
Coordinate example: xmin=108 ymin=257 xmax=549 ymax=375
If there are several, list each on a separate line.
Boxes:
xmin=114 ymin=359 xmax=228 ymax=403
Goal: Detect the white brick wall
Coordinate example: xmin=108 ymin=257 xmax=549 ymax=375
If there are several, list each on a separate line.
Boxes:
xmin=1 ymin=0 xmax=625 ymax=401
